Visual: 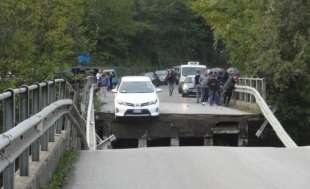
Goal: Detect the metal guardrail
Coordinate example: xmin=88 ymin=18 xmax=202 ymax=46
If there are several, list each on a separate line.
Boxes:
xmin=82 ymin=76 xmax=108 ymax=150
xmin=236 ymin=77 xmax=266 ymax=103
xmin=0 ymin=79 xmax=88 ymax=189
xmin=0 ymin=79 xmax=67 ymax=133
xmin=81 ymin=76 xmax=95 ymax=117
xmin=86 ymin=84 xmax=97 ymax=151
xmin=235 ymin=85 xmax=297 ymax=148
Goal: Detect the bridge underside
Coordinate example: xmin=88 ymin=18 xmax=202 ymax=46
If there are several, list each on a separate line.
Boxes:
xmin=65 ymin=146 xmax=310 ymax=189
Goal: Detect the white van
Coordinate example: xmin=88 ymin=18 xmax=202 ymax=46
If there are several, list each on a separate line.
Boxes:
xmin=178 ymin=62 xmax=206 ymax=93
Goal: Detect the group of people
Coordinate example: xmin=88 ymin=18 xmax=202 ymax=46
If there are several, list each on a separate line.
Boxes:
xmin=95 ymin=67 xmax=238 ymax=106
xmin=195 ymin=69 xmax=238 ymax=106
xmin=96 ymin=70 xmax=114 ymax=96
xmin=163 ymin=68 xmax=238 ymax=106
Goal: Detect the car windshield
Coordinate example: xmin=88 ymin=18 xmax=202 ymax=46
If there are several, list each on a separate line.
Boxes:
xmin=119 ymin=81 xmax=154 ymax=93
xmin=145 ymin=72 xmax=152 ymax=77
xmin=182 ymin=67 xmax=205 ymax=76
xmin=155 ymin=71 xmax=167 ymax=75
xmin=184 ymin=77 xmax=193 ymax=83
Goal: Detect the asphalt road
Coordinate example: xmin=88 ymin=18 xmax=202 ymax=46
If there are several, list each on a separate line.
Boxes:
xmin=65 ymin=146 xmax=310 ymax=189
xmin=98 ymin=85 xmax=253 ymax=115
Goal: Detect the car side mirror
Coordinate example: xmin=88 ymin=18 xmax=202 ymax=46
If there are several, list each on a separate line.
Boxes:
xmin=112 ymin=89 xmax=117 ymax=93
xmin=156 ymin=88 xmax=163 ymax=93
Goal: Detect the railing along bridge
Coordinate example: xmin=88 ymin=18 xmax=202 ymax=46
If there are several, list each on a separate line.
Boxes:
xmin=0 ymin=76 xmax=297 ymax=189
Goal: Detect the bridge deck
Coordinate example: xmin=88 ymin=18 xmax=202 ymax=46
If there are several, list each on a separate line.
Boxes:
xmin=98 ymin=86 xmax=253 ymax=116
xmin=65 ymin=147 xmax=310 ymax=189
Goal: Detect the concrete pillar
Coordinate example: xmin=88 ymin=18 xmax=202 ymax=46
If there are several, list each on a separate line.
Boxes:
xmin=138 ymin=138 xmax=147 ymax=148
xmin=170 ymin=137 xmax=179 ymax=146
xmin=238 ymin=119 xmax=248 ymax=146
xmin=204 ymin=136 xmax=213 ymax=146
xmin=204 ymin=123 xmax=214 ymax=146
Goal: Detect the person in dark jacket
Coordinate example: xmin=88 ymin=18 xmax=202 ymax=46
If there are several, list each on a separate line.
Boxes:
xmin=199 ymin=70 xmax=209 ymax=105
xmin=165 ymin=69 xmax=176 ymax=96
xmin=207 ymin=72 xmax=219 ymax=106
xmin=195 ymin=71 xmax=201 ymax=103
xmin=222 ymin=75 xmax=238 ymax=105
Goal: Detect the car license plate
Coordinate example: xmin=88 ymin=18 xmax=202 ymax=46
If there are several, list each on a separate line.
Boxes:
xmin=133 ymin=109 xmax=142 ymax=113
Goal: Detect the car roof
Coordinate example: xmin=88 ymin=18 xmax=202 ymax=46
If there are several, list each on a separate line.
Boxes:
xmin=121 ymin=76 xmax=151 ymax=82
xmin=180 ymin=65 xmax=206 ymax=68
xmin=103 ymin=69 xmax=115 ymax=72
xmin=155 ymin=70 xmax=167 ymax=73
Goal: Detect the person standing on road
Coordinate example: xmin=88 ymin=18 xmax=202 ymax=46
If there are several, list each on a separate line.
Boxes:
xmin=165 ymin=69 xmax=176 ymax=96
xmin=108 ymin=72 xmax=114 ymax=90
xmin=101 ymin=72 xmax=108 ymax=97
xmin=222 ymin=75 xmax=238 ymax=106
xmin=96 ymin=71 xmax=102 ymax=88
xmin=199 ymin=70 xmax=209 ymax=105
xmin=195 ymin=71 xmax=201 ymax=103
xmin=207 ymin=71 xmax=219 ymax=106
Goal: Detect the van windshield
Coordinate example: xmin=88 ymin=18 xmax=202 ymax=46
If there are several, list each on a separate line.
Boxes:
xmin=182 ymin=67 xmax=205 ymax=76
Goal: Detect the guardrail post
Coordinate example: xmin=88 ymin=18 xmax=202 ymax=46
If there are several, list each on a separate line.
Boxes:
xmin=41 ymin=82 xmax=48 ymax=107
xmin=32 ymin=83 xmax=41 ymax=113
xmin=31 ymin=85 xmax=41 ymax=161
xmin=49 ymin=127 xmax=55 ymax=142
xmin=3 ymin=163 xmax=15 ymax=189
xmin=20 ymin=86 xmax=30 ymax=121
xmin=54 ymin=80 xmax=62 ymax=134
xmin=41 ymin=132 xmax=49 ymax=151
xmin=31 ymin=139 xmax=40 ymax=161
xmin=262 ymin=78 xmax=266 ymax=100
xmin=249 ymin=80 xmax=253 ymax=103
xmin=19 ymin=148 xmax=29 ymax=176
xmin=64 ymin=116 xmax=71 ymax=148
xmin=49 ymin=81 xmax=56 ymax=142
xmin=18 ymin=86 xmax=30 ymax=176
xmin=61 ymin=81 xmax=66 ymax=99
xmin=3 ymin=89 xmax=15 ymax=131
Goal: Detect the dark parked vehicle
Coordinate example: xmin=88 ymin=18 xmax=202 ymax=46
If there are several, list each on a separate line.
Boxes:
xmin=103 ymin=69 xmax=119 ymax=86
xmin=144 ymin=72 xmax=160 ymax=87
xmin=155 ymin=70 xmax=168 ymax=85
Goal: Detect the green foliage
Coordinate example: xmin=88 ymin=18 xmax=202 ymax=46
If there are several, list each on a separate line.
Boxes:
xmin=42 ymin=150 xmax=78 ymax=189
xmin=85 ymin=0 xmax=226 ymax=70
xmin=0 ymin=0 xmax=90 ymax=91
xmin=191 ymin=0 xmax=310 ymax=144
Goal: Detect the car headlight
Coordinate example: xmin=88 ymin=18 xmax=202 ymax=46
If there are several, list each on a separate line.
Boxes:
xmin=117 ymin=100 xmax=126 ymax=105
xmin=117 ymin=100 xmax=135 ymax=106
xmin=142 ymin=99 xmax=158 ymax=106
xmin=183 ymin=84 xmax=189 ymax=90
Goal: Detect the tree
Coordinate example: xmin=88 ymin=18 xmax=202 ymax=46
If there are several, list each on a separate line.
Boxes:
xmin=0 ymin=0 xmax=89 ymax=90
xmin=84 ymin=0 xmax=226 ymax=73
xmin=191 ymin=0 xmax=310 ymax=144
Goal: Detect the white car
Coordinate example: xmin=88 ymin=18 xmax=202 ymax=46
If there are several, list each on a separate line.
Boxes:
xmin=181 ymin=76 xmax=196 ymax=97
xmin=112 ymin=76 xmax=162 ymax=118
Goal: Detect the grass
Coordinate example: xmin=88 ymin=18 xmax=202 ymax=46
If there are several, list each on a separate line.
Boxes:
xmin=41 ymin=150 xmax=78 ymax=189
